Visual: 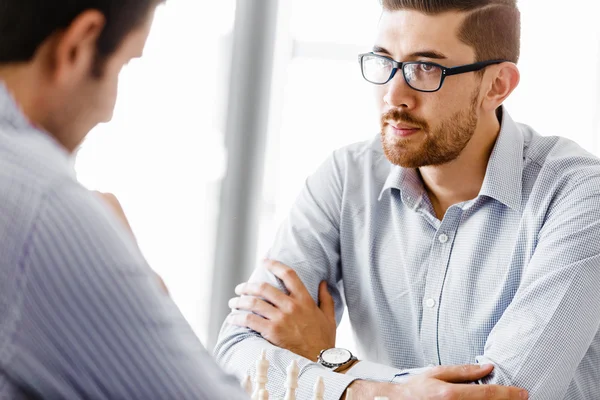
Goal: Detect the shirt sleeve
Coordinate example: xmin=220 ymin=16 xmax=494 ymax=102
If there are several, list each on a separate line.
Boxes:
xmin=0 ymin=179 xmax=249 ymax=400
xmin=214 ymin=151 xmax=362 ymax=400
xmin=475 ymin=173 xmax=600 ymax=398
xmin=214 ymin=150 xmax=423 ymax=398
xmin=344 ymin=361 xmax=432 ymax=383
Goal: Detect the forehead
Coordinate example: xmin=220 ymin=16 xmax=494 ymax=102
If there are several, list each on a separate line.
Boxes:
xmin=376 ymin=10 xmax=475 ymax=62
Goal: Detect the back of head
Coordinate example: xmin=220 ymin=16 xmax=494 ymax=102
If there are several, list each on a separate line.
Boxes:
xmin=380 ymin=0 xmax=521 ymax=64
xmin=0 ymin=0 xmax=165 ymax=151
xmin=0 ymin=0 xmax=162 ymax=68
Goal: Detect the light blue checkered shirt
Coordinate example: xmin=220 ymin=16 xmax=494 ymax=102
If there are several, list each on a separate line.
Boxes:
xmin=0 ymin=84 xmax=249 ymax=399
xmin=216 ymin=108 xmax=600 ymax=399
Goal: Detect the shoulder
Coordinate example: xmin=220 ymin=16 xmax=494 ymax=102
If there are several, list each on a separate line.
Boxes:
xmin=0 ymin=126 xmax=78 ymax=273
xmin=522 ymin=125 xmax=600 ymax=195
xmin=332 ymin=134 xmax=386 ymax=166
xmin=518 ymin=126 xmax=600 ymax=238
xmin=323 ymin=134 xmax=391 ymax=187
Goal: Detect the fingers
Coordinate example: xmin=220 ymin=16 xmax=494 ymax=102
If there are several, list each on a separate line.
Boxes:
xmin=265 ymin=260 xmax=312 ymax=300
xmin=155 ymin=273 xmax=169 ymax=295
xmin=427 ymin=364 xmax=494 ymax=383
xmin=448 ymin=383 xmax=528 ymax=400
xmin=235 ymin=281 xmax=291 ymax=308
xmin=236 ymin=260 xmax=323 ymax=315
xmin=318 ymin=281 xmax=335 ymax=319
xmin=229 ymin=296 xmax=281 ymax=320
xmin=93 ymin=191 xmax=119 ymax=207
xmin=227 ymin=312 xmax=270 ymax=334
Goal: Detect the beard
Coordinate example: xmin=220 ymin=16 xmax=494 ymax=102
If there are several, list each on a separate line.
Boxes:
xmin=380 ymin=89 xmax=480 ymax=168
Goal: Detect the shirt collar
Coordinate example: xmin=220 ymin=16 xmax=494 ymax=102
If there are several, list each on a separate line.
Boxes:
xmin=0 ymin=81 xmax=75 ymax=174
xmin=379 ymin=106 xmax=524 ymax=212
xmin=0 ymin=81 xmax=32 ymax=129
xmin=477 ymin=108 xmax=524 ymax=212
xmin=378 ymin=164 xmax=424 ymax=209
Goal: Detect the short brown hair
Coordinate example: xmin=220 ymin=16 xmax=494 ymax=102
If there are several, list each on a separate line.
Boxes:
xmin=381 ymin=0 xmax=520 ymax=63
xmin=0 ymin=0 xmax=164 ymax=67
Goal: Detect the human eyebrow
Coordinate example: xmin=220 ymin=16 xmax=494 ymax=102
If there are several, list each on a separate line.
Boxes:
xmin=372 ymin=45 xmax=391 ymax=55
xmin=406 ymin=50 xmax=447 ymax=60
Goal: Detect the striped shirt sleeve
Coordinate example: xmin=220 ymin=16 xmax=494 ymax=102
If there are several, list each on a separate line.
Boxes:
xmin=1 ymin=178 xmax=248 ymax=399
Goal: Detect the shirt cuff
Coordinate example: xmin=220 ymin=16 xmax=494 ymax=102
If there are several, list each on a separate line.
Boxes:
xmin=297 ymin=364 xmax=356 ymax=400
xmin=344 ymin=361 xmax=434 ymax=384
xmin=344 ymin=360 xmax=403 ymax=382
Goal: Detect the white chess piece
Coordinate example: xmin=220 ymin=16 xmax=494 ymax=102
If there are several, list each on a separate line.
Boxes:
xmin=284 ymin=359 xmax=299 ymax=400
xmin=257 ymin=389 xmax=269 ymax=400
xmin=311 ymin=376 xmax=325 ymax=400
xmin=241 ymin=375 xmax=252 ymax=396
xmin=252 ymin=350 xmax=269 ymax=400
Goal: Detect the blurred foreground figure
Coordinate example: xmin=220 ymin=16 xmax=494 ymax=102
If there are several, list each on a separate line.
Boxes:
xmin=0 ymin=0 xmax=248 ymax=398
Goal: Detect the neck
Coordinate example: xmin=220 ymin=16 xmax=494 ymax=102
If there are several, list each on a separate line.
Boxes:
xmin=0 ymin=66 xmax=76 ymax=152
xmin=0 ymin=66 xmax=48 ymax=128
xmin=419 ymin=109 xmax=501 ymax=219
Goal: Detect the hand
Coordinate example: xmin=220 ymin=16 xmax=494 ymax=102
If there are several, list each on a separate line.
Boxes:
xmin=94 ymin=191 xmax=135 ymax=236
xmin=227 ymin=260 xmax=336 ymax=361
xmin=93 ymin=191 xmax=169 ymax=295
xmin=343 ymin=364 xmax=528 ymax=400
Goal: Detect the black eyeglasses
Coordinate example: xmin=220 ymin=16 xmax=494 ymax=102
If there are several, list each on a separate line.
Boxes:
xmin=358 ymin=52 xmax=508 ymax=92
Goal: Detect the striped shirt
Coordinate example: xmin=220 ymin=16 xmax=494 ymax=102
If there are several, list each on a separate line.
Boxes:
xmin=215 ymin=107 xmax=600 ymax=399
xmin=0 ymin=83 xmax=248 ymax=399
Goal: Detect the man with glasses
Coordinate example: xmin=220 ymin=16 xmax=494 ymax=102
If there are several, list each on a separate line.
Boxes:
xmin=217 ymin=0 xmax=600 ymax=399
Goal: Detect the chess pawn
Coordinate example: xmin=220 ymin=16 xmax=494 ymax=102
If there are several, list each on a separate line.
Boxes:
xmin=311 ymin=376 xmax=325 ymax=400
xmin=284 ymin=360 xmax=299 ymax=400
xmin=241 ymin=375 xmax=252 ymax=396
xmin=252 ymin=350 xmax=269 ymax=400
xmin=257 ymin=389 xmax=269 ymax=400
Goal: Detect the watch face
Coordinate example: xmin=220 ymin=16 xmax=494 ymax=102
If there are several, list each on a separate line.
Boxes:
xmin=322 ymin=348 xmax=351 ymax=364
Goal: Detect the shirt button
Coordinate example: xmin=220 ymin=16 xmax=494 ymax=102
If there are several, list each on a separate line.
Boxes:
xmin=438 ymin=233 xmax=448 ymax=243
xmin=425 ymin=298 xmax=436 ymax=308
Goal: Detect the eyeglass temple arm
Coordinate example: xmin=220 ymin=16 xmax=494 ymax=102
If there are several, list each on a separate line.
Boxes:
xmin=445 ymin=60 xmax=509 ymax=76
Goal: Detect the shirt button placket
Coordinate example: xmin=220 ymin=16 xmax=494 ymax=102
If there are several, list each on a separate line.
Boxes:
xmin=421 ymin=210 xmax=460 ymax=367
xmin=438 ymin=233 xmax=449 ymax=244
xmin=425 ymin=298 xmax=436 ymax=308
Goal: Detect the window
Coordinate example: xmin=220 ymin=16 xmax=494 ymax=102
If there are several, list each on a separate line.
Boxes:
xmin=75 ymin=0 xmax=236 ymax=344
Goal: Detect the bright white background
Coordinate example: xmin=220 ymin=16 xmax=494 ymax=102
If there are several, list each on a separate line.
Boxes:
xmin=75 ymin=0 xmax=600 ymax=349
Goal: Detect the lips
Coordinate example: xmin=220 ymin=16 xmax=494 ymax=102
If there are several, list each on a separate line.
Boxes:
xmin=388 ymin=123 xmax=420 ymax=138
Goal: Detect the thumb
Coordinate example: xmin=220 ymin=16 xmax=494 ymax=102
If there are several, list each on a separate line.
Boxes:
xmin=318 ymin=281 xmax=335 ymax=320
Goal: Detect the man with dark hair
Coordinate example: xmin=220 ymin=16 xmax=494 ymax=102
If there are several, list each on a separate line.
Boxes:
xmin=0 ymin=1 xmax=248 ymax=398
xmin=218 ymin=0 xmax=600 ymax=399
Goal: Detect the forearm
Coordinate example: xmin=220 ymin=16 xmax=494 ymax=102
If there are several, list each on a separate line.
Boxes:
xmin=215 ymin=323 xmax=356 ymax=399
xmin=341 ymin=380 xmax=406 ymax=399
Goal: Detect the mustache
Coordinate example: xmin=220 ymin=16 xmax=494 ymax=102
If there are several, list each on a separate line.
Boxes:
xmin=380 ymin=109 xmax=428 ymax=130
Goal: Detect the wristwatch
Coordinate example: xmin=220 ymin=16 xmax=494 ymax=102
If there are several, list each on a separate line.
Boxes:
xmin=317 ymin=348 xmax=357 ymax=370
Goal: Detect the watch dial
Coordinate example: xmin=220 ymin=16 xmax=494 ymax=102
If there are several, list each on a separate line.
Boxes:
xmin=323 ymin=348 xmax=351 ymax=364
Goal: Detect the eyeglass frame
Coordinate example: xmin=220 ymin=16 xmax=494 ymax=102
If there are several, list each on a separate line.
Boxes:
xmin=358 ymin=52 xmax=509 ymax=93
